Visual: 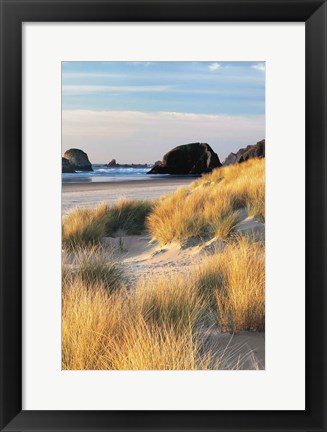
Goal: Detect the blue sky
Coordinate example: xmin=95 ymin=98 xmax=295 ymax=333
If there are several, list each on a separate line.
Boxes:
xmin=62 ymin=62 xmax=265 ymax=163
xmin=62 ymin=61 xmax=265 ymax=116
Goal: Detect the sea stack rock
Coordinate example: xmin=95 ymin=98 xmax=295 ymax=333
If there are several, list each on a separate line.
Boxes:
xmin=62 ymin=157 xmax=75 ymax=173
xmin=104 ymin=160 xmax=149 ymax=168
xmin=223 ymin=139 xmax=265 ymax=166
xmin=107 ymin=159 xmax=117 ymax=167
xmin=147 ymin=143 xmax=222 ymax=175
xmin=64 ymin=148 xmax=93 ymax=171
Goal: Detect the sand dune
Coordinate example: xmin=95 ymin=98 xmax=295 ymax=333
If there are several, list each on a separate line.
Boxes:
xmin=102 ymin=209 xmax=265 ymax=286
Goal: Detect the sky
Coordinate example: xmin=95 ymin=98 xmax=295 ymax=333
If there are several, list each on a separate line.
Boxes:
xmin=62 ymin=61 xmax=265 ymax=163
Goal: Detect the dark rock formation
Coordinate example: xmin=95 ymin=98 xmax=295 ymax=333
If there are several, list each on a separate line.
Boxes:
xmin=104 ymin=159 xmax=149 ymax=169
xmin=62 ymin=157 xmax=75 ymax=173
xmin=147 ymin=143 xmax=222 ymax=175
xmin=240 ymin=139 xmax=265 ymax=162
xmin=223 ymin=139 xmax=265 ymax=166
xmin=64 ymin=148 xmax=93 ymax=171
xmin=223 ymin=152 xmax=237 ymax=166
xmin=107 ymin=159 xmax=117 ymax=167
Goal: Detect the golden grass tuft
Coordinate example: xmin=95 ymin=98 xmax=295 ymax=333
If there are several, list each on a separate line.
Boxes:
xmin=73 ymin=246 xmax=123 ymax=292
xmin=62 ymin=280 xmax=126 ymax=370
xmin=62 ymin=199 xmax=153 ymax=250
xmin=147 ymin=158 xmax=265 ymax=244
xmin=104 ymin=198 xmax=153 ymax=236
xmin=62 ymin=207 xmax=107 ymax=250
xmin=62 ymin=279 xmax=219 ymax=370
xmin=194 ymin=236 xmax=265 ymax=332
xmin=132 ymin=274 xmax=207 ymax=330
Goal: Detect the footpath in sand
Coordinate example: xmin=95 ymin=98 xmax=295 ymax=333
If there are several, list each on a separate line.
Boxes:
xmin=103 ymin=212 xmax=265 ymax=369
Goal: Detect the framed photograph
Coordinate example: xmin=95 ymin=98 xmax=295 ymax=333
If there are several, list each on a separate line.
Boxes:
xmin=0 ymin=0 xmax=326 ymax=431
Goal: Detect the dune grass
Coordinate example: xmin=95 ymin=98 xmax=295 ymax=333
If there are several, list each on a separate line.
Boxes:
xmin=62 ymin=199 xmax=153 ymax=250
xmin=147 ymin=158 xmax=265 ymax=244
xmin=212 ymin=211 xmax=240 ymax=238
xmin=62 ymin=278 xmax=219 ymax=370
xmin=73 ymin=245 xmax=123 ymax=292
xmin=104 ymin=198 xmax=153 ymax=236
xmin=62 ymin=234 xmax=264 ymax=370
xmin=62 ymin=206 xmax=107 ymax=250
xmin=246 ymin=182 xmax=265 ymax=222
xmin=62 ymin=280 xmax=125 ymax=370
xmin=133 ymin=274 xmax=207 ymax=330
xmin=194 ymin=236 xmax=265 ymax=332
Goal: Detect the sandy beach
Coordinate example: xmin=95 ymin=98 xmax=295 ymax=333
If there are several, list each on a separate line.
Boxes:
xmin=62 ymin=177 xmax=195 ymax=215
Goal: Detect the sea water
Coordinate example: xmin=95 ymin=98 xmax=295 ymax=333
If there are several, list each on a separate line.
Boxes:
xmin=62 ymin=164 xmax=201 ymax=184
xmin=62 ymin=164 xmax=156 ymax=184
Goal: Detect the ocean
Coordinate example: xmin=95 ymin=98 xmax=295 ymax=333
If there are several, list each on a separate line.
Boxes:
xmin=62 ymin=164 xmax=201 ymax=184
xmin=62 ymin=164 xmax=156 ymax=184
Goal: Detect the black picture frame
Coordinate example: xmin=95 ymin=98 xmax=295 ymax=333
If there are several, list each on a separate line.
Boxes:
xmin=0 ymin=0 xmax=326 ymax=431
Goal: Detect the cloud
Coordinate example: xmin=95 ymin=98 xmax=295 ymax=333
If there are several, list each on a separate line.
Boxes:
xmin=208 ymin=62 xmax=221 ymax=72
xmin=62 ymin=85 xmax=172 ymax=95
xmin=62 ymin=72 xmax=124 ymax=79
xmin=252 ymin=63 xmax=265 ymax=72
xmin=62 ymin=110 xmax=265 ymax=163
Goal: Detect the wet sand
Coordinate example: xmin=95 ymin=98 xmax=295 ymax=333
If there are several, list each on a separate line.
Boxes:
xmin=62 ymin=178 xmax=195 ymax=214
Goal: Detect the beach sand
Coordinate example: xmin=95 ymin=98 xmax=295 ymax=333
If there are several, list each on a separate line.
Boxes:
xmin=62 ymin=178 xmax=195 ymax=214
